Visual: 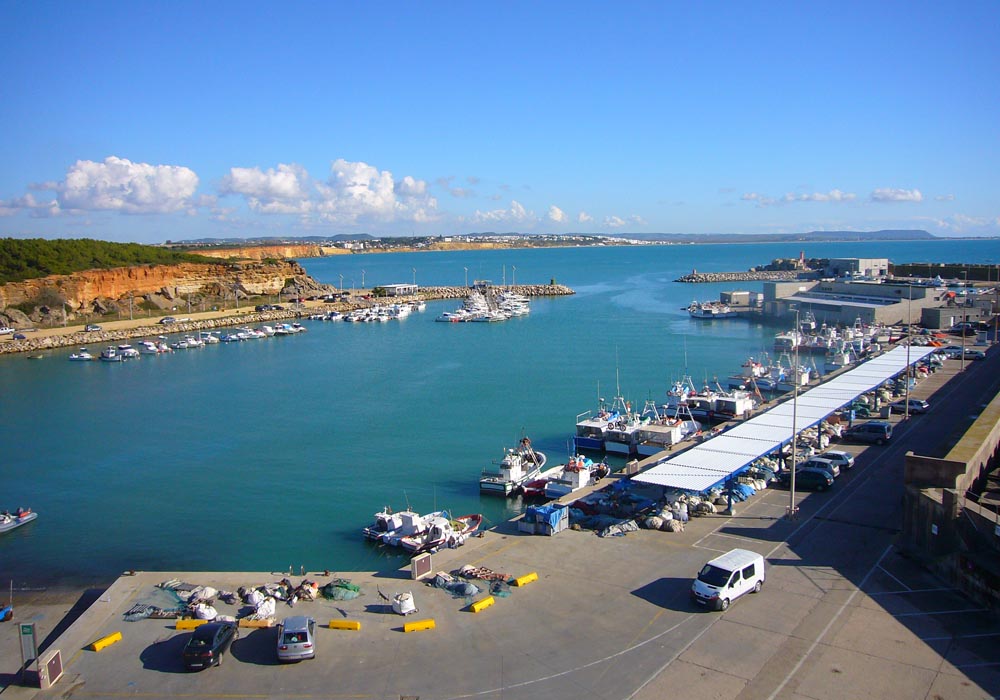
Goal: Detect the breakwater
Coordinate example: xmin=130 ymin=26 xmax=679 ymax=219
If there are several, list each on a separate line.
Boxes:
xmin=0 ymin=283 xmax=574 ymax=355
xmin=675 ymin=270 xmax=807 ymax=283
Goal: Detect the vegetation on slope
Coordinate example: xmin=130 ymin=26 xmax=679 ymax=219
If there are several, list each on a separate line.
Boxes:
xmin=0 ymin=238 xmax=218 ymax=283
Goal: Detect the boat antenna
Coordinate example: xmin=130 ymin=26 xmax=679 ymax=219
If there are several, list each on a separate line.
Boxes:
xmin=403 ymin=490 xmax=411 ymax=512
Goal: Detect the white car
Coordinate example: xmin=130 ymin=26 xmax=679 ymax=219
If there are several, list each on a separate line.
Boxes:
xmin=820 ymin=450 xmax=855 ymax=470
xmin=0 ymin=327 xmax=13 ymax=335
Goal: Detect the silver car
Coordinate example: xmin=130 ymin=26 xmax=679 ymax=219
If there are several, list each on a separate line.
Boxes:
xmin=277 ymin=616 xmax=316 ymax=662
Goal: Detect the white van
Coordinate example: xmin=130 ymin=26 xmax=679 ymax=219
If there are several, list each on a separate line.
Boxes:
xmin=691 ymin=548 xmax=765 ymax=611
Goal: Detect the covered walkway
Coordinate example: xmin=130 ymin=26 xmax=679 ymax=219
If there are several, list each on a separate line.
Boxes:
xmin=633 ymin=345 xmax=939 ymax=493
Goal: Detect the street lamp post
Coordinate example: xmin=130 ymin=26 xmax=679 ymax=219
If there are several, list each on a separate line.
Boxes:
xmin=361 ymin=269 xmax=366 ymax=290
xmin=961 ymin=271 xmax=968 ymax=371
xmin=464 ymin=267 xmax=468 ymax=288
xmin=904 ymin=284 xmax=912 ymax=419
xmin=339 ymin=274 xmax=343 ymax=292
xmin=412 ymin=267 xmax=416 ymax=286
xmin=789 ymin=305 xmax=800 ymax=520
xmin=512 ymin=265 xmax=517 ymax=287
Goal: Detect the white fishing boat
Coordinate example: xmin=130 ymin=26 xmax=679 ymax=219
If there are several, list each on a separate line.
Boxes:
xmin=117 ymin=344 xmax=140 ymax=359
xmin=199 ymin=331 xmax=220 ymax=344
xmin=99 ymin=346 xmax=122 ymax=362
xmin=362 ymin=508 xmax=445 ymax=547
xmin=138 ymin=340 xmax=160 ymax=355
xmin=0 ymin=507 xmax=37 ymax=533
xmin=398 ymin=513 xmax=483 ymax=554
xmin=68 ymin=348 xmax=93 ymax=361
xmin=603 ymin=397 xmax=646 ymax=455
xmin=479 ymin=437 xmax=548 ymax=496
xmin=688 ymin=301 xmax=737 ymax=319
xmin=542 ymin=455 xmax=610 ymax=499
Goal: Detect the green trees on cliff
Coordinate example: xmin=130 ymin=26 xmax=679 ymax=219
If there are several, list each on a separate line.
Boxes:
xmin=0 ymin=238 xmax=217 ymax=283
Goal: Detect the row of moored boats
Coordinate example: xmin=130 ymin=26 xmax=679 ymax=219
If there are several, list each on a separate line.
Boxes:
xmin=436 ymin=290 xmax=530 ymax=323
xmin=68 ymin=324 xmax=307 ymax=361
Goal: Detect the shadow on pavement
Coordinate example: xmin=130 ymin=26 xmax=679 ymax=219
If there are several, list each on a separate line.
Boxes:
xmin=230 ymin=627 xmax=280 ymax=666
xmin=139 ymin=633 xmax=189 ymax=673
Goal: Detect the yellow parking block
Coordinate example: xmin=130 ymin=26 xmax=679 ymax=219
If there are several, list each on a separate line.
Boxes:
xmin=175 ymin=619 xmax=208 ymax=630
xmin=328 ymin=619 xmax=362 ymax=631
xmin=469 ymin=596 xmax=495 ymax=613
xmin=512 ymin=572 xmax=538 ymax=587
xmin=89 ymin=631 xmax=123 ymax=652
xmin=403 ymin=618 xmax=436 ymax=633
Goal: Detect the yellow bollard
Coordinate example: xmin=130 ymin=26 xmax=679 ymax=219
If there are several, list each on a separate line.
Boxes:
xmin=512 ymin=572 xmax=539 ymax=587
xmin=403 ymin=618 xmax=436 ymax=633
xmin=89 ymin=631 xmax=123 ymax=652
xmin=328 ymin=619 xmax=362 ymax=631
xmin=469 ymin=596 xmax=495 ymax=613
xmin=175 ymin=619 xmax=208 ymax=630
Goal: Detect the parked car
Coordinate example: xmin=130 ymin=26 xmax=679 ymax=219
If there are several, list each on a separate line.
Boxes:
xmin=255 ymin=304 xmax=272 ymax=312
xmin=843 ymin=421 xmax=893 ymax=445
xmin=12 ymin=333 xmax=26 ymax=340
xmin=182 ymin=621 xmax=238 ymax=670
xmin=818 ymin=450 xmax=855 ymax=470
xmin=277 ymin=616 xmax=316 ymax=662
xmin=159 ymin=316 xmax=177 ymax=325
xmin=691 ymin=549 xmax=765 ymax=611
xmin=271 ymin=305 xmax=285 ymax=311
xmin=894 ymin=398 xmax=930 ymax=414
xmin=940 ymin=345 xmax=964 ymax=358
xmin=777 ymin=467 xmax=834 ymax=491
xmin=0 ymin=327 xmax=13 ymax=335
xmin=963 ymin=348 xmax=986 ymax=360
xmin=798 ymin=457 xmax=840 ymax=479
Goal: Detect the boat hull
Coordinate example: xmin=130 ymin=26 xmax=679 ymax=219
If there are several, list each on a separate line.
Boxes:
xmin=0 ymin=511 xmax=37 ymax=533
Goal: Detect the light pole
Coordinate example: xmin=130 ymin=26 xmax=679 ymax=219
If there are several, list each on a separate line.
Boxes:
xmin=412 ymin=267 xmax=416 ymax=286
xmin=339 ymin=274 xmax=343 ymax=292
xmin=512 ymin=265 xmax=517 ymax=287
xmin=904 ymin=283 xmax=912 ymax=420
xmin=464 ymin=267 xmax=468 ymax=288
xmin=788 ymin=305 xmax=800 ymax=520
xmin=961 ymin=271 xmax=968 ymax=371
xmin=361 ymin=269 xmax=366 ymax=290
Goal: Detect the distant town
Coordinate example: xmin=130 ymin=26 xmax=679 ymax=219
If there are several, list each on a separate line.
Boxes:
xmin=166 ymin=229 xmax=963 ymax=253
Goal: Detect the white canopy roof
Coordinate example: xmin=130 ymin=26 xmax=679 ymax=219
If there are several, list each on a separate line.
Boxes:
xmin=634 ymin=345 xmax=937 ymax=492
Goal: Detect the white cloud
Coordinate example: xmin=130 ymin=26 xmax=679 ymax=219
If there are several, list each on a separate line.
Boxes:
xmin=315 ymin=159 xmax=437 ymax=224
xmin=217 ymin=159 xmax=437 ymax=225
xmin=548 ymin=205 xmax=566 ymax=223
xmin=577 ymin=211 xmax=593 ymax=224
xmin=472 ymin=200 xmax=534 ymax=224
xmin=742 ymin=189 xmax=856 ymax=207
xmin=934 ymin=194 xmax=955 ymax=202
xmin=220 ymin=163 xmax=311 ymax=214
xmin=628 ymin=214 xmax=646 ymax=226
xmin=871 ymin=188 xmax=923 ymax=203
xmin=5 ymin=156 xmax=198 ymax=215
xmin=604 ymin=215 xmax=626 ymax=228
xmin=922 ymin=213 xmax=1000 ymax=233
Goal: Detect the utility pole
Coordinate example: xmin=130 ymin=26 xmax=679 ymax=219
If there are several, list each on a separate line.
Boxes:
xmin=789 ymin=305 xmax=800 ymax=520
xmin=904 ymin=284 xmax=911 ymax=420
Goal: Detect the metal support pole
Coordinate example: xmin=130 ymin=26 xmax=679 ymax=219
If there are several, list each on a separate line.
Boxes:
xmin=905 ymin=285 xmax=911 ymax=420
xmin=789 ymin=307 xmax=799 ymax=520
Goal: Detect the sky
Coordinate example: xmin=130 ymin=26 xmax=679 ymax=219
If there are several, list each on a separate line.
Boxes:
xmin=0 ymin=1 xmax=998 ymax=243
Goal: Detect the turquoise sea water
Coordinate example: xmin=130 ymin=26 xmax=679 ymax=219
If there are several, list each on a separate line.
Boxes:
xmin=3 ymin=239 xmax=999 ymax=587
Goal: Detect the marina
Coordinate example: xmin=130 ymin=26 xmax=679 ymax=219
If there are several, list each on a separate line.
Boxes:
xmin=2 ymin=239 xmax=1000 ymax=586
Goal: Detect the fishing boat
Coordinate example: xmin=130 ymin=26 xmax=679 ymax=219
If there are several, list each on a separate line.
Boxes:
xmin=68 ymin=348 xmax=93 ymax=361
xmin=0 ymin=507 xmax=37 ymax=533
xmin=398 ymin=513 xmax=483 ymax=553
xmin=479 ymin=437 xmax=547 ymax=496
xmin=687 ymin=301 xmax=737 ymax=319
xmin=362 ymin=507 xmax=444 ymax=546
xmin=543 ymin=455 xmax=610 ymax=499
xmin=603 ymin=397 xmax=646 ymax=455
xmin=117 ymin=344 xmax=141 ymax=359
xmin=99 ymin=346 xmax=122 ymax=362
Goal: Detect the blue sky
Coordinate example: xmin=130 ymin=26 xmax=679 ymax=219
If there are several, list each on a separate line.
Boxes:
xmin=1 ymin=1 xmax=997 ymax=243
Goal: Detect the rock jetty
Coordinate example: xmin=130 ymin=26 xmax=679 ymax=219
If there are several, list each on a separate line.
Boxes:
xmin=0 ymin=283 xmax=575 ymax=355
xmin=675 ymin=270 xmax=806 ymax=283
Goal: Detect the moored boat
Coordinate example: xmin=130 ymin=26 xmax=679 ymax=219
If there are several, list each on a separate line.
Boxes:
xmin=542 ymin=455 xmax=610 ymax=499
xmin=99 ymin=346 xmax=122 ymax=362
xmin=0 ymin=507 xmax=37 ymax=533
xmin=398 ymin=513 xmax=483 ymax=553
xmin=479 ymin=437 xmax=547 ymax=496
xmin=69 ymin=348 xmax=93 ymax=361
xmin=362 ymin=507 xmax=444 ymax=547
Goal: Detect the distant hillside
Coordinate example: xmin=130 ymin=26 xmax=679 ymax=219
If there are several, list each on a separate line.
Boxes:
xmin=172 ymin=233 xmax=375 ymax=246
xmin=0 ymin=238 xmax=217 ymax=284
xmin=609 ymin=230 xmax=938 ymax=243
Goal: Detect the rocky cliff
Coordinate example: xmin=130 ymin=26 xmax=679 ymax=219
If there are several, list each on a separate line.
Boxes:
xmin=191 ymin=244 xmax=349 ymax=261
xmin=0 ymin=260 xmax=328 ymax=312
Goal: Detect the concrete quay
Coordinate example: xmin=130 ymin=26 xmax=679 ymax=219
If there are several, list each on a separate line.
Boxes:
xmin=2 ymin=357 xmax=1000 ymax=700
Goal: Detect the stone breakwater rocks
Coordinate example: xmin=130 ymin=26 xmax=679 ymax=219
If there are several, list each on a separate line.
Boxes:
xmin=675 ymin=271 xmax=805 ymax=283
xmin=0 ymin=284 xmax=576 ymax=355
